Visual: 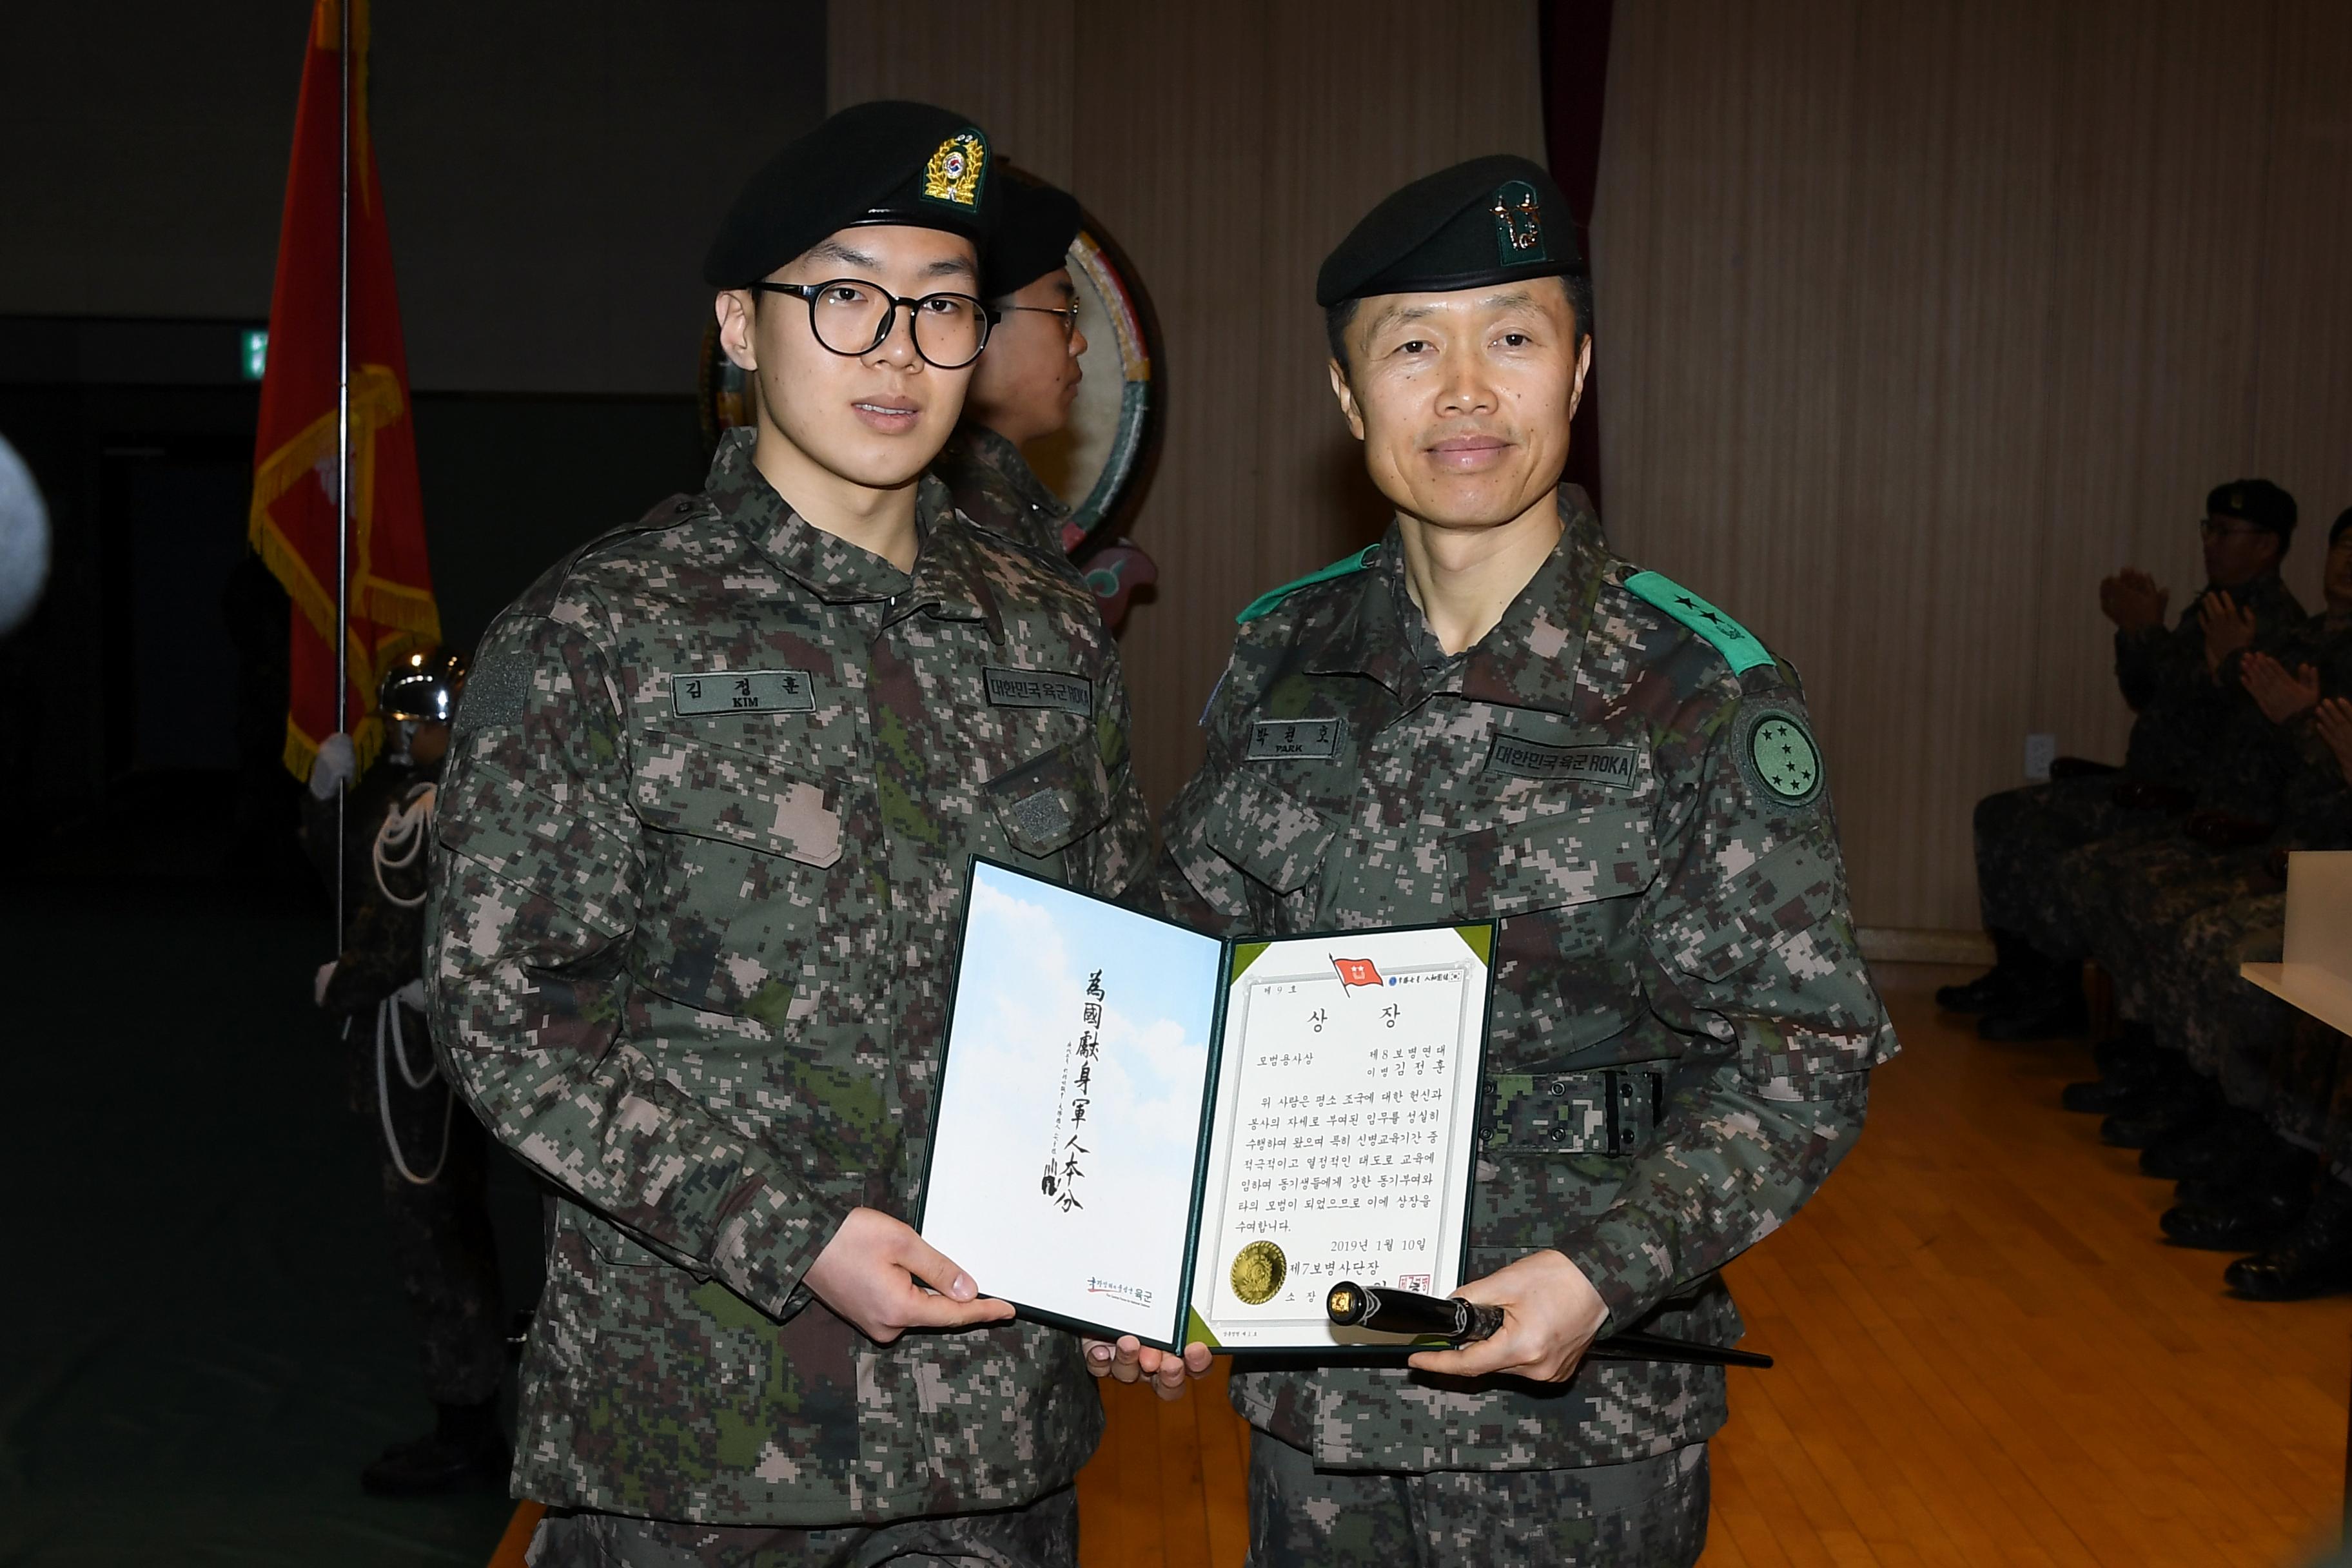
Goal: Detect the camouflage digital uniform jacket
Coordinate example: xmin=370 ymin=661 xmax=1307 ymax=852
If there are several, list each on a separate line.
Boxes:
xmin=2115 ymin=569 xmax=2302 ymax=803
xmin=424 ymin=429 xmax=1153 ymax=1525
xmin=1157 ymin=493 xmax=1897 ymax=1472
xmin=932 ymin=424 xmax=1072 ymax=559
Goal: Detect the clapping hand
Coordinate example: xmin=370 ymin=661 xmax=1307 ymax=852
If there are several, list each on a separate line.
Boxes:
xmin=2241 ymin=652 xmax=2321 ymax=725
xmin=2101 ymin=569 xmax=2169 ymax=632
xmin=2199 ymin=591 xmax=2259 ymax=672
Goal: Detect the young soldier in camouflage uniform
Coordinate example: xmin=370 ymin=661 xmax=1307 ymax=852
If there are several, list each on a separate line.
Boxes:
xmin=932 ymin=171 xmax=1087 ymax=561
xmin=425 ymin=104 xmax=1153 ymax=1566
xmin=1115 ymin=157 xmax=1896 ymax=1566
xmin=1943 ymin=480 xmax=2303 ymax=1040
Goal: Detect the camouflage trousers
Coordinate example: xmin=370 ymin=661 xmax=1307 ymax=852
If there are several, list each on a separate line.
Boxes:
xmin=2053 ymin=831 xmax=2256 ymax=1021
xmin=1973 ymin=778 xmax=2162 ymax=954
xmin=362 ymin=1003 xmax=507 ymax=1407
xmin=2162 ymin=893 xmax=2289 ymax=1099
xmin=1245 ymin=1429 xmax=1708 ymax=1568
xmin=525 ymin=1487 xmax=1077 ymax=1567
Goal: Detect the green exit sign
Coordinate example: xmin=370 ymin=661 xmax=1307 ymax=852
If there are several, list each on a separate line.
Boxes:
xmin=241 ymin=329 xmax=268 ymax=381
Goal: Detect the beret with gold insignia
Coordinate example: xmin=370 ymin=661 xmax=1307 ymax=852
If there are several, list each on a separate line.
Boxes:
xmin=2206 ymin=478 xmax=2296 ymax=544
xmin=1316 ymin=153 xmax=1582 ymax=308
xmin=983 ymin=167 xmax=1083 ymax=300
xmin=703 ymin=101 xmax=994 ymax=288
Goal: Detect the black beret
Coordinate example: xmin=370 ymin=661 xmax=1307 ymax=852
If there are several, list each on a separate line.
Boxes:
xmin=1317 ymin=154 xmax=1582 ymax=308
xmin=703 ymin=101 xmax=994 ymax=288
xmin=2207 ymin=478 xmax=2297 ymax=540
xmin=984 ymin=170 xmax=1083 ymax=299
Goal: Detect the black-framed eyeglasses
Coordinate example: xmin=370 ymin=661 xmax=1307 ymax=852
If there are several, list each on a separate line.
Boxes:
xmin=999 ymin=301 xmax=1083 ymax=341
xmin=2199 ymin=518 xmax=2271 ymax=540
xmin=749 ymin=278 xmax=999 ymax=369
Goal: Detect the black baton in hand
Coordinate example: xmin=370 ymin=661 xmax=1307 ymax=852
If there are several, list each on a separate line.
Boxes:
xmin=1326 ymin=1282 xmax=1774 ymax=1369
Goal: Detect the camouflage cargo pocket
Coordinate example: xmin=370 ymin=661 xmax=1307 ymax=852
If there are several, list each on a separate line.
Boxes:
xmin=1448 ymin=806 xmax=1658 ymax=955
xmin=631 ymin=752 xmax=846 ymax=1026
xmin=1198 ymin=768 xmax=1340 ymax=896
xmin=985 ymin=738 xmax=1114 ymax=866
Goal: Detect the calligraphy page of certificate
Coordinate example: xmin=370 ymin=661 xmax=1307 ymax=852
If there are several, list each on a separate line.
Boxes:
xmin=920 ymin=860 xmax=1225 ymax=1349
xmin=1186 ymin=923 xmax=1493 ymax=1350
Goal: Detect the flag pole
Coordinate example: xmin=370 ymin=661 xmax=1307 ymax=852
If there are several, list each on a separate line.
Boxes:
xmin=333 ymin=0 xmax=352 ymax=945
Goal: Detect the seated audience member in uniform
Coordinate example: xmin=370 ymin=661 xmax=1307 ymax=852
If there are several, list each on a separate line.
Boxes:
xmin=2055 ymin=508 xmax=2352 ymax=1155
xmin=1939 ymin=480 xmax=2303 ymax=1039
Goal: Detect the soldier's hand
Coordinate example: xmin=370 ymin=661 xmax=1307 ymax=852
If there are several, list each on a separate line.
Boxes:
xmin=803 ymin=1208 xmax=1015 ymax=1344
xmin=1405 ymin=1248 xmax=1607 ymax=1384
xmin=2100 ymin=569 xmax=2168 ymax=632
xmin=2242 ymin=652 xmax=2321 ymax=725
xmin=2315 ymin=698 xmax=2352 ymax=786
xmin=2199 ymin=591 xmax=2259 ymax=672
xmin=1084 ymin=1335 xmax=1213 ymax=1400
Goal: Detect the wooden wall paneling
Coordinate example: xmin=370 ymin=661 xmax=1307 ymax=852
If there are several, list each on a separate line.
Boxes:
xmin=2249 ymin=3 xmax=2352 ymax=566
xmin=827 ymin=2 xmax=1077 ymax=183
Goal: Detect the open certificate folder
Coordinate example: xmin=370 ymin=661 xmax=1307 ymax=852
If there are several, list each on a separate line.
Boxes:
xmin=917 ymin=859 xmax=1496 ymax=1354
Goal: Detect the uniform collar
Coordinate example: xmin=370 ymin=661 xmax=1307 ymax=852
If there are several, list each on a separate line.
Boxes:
xmin=952 ymin=423 xmax=1070 ymax=521
xmin=705 ymin=428 xmax=998 ymax=632
xmin=1304 ymin=484 xmax=1607 ymax=716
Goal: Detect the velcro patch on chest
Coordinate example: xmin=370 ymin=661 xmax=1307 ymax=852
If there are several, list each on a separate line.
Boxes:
xmin=671 ymin=670 xmax=816 ymax=716
xmin=1485 ymin=734 xmax=1640 ymax=787
xmin=1246 ymin=718 xmax=1346 ymax=761
xmin=985 ymin=666 xmax=1093 ymax=715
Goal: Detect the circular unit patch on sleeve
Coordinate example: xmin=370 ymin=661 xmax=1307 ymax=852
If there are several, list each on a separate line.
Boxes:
xmin=1739 ymin=707 xmax=1825 ymax=809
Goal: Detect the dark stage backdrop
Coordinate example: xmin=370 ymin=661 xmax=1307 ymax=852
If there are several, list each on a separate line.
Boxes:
xmin=0 ymin=0 xmax=826 ymax=395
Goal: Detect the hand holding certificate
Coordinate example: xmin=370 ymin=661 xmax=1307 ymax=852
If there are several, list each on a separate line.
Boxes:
xmin=918 ymin=860 xmax=1496 ymax=1353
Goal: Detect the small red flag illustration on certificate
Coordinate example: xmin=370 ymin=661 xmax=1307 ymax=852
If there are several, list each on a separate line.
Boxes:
xmin=1331 ymin=957 xmax=1384 ymax=989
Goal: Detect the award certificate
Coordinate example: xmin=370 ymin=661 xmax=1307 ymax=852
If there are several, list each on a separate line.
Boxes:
xmin=917 ymin=859 xmax=1494 ymax=1353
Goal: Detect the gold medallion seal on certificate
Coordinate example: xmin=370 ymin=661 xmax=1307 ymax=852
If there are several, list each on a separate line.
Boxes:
xmin=1230 ymin=1240 xmax=1287 ymax=1306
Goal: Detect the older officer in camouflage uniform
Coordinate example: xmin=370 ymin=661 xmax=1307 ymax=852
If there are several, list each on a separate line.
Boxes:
xmin=1132 ymin=157 xmax=1896 ymax=1566
xmin=426 ymin=103 xmax=1152 ymax=1567
xmin=1945 ymin=480 xmax=2303 ymax=1039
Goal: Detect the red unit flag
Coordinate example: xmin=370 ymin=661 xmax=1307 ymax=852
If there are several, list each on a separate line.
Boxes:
xmin=248 ymin=0 xmax=438 ymax=783
xmin=1332 ymin=957 xmax=1385 ymax=990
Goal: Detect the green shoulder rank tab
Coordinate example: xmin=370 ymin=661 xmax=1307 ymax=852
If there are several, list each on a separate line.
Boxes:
xmin=1236 ymin=545 xmax=1380 ymax=625
xmin=1623 ymin=569 xmax=1776 ymax=674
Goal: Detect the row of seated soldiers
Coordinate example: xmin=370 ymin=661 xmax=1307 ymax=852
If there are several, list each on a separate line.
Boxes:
xmin=1939 ymin=480 xmax=2352 ymax=1300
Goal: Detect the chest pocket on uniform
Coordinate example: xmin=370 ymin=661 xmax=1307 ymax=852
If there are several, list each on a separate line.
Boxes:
xmin=1199 ymin=767 xmax=1342 ymax=896
xmin=986 ymin=739 xmax=1113 ymax=861
xmin=632 ymin=741 xmax=846 ymax=1026
xmin=1449 ymin=805 xmax=1658 ymax=920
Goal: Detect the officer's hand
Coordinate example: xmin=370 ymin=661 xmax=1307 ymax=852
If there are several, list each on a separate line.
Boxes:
xmin=313 ymin=960 xmax=338 ymax=1008
xmin=2315 ymin=698 xmax=2352 ymax=786
xmin=2100 ymin=569 xmax=2168 ymax=632
xmin=309 ymin=732 xmax=356 ymax=801
xmin=1406 ymin=1248 xmax=1608 ymax=1384
xmin=1084 ymin=1335 xmax=1213 ymax=1400
xmin=803 ymin=1208 xmax=1015 ymax=1344
xmin=2242 ymin=652 xmax=2321 ymax=725
xmin=2199 ymin=591 xmax=2259 ymax=672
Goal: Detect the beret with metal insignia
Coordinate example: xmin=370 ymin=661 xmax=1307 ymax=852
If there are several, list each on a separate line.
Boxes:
xmin=2205 ymin=478 xmax=2296 ymax=542
xmin=983 ymin=166 xmax=1083 ymax=300
xmin=1316 ymin=153 xmax=1582 ymax=308
xmin=702 ymin=101 xmax=995 ymax=288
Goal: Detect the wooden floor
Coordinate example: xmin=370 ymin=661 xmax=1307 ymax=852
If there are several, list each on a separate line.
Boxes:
xmin=1075 ymin=963 xmax=2352 ymax=1568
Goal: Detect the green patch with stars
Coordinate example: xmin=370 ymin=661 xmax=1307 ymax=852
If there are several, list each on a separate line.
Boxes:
xmin=1740 ymin=706 xmax=1825 ymax=808
xmin=1623 ymin=569 xmax=1775 ymax=674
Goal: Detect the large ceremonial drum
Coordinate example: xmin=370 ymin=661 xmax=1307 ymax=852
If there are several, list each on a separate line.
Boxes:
xmin=698 ymin=207 xmax=1164 ymax=556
